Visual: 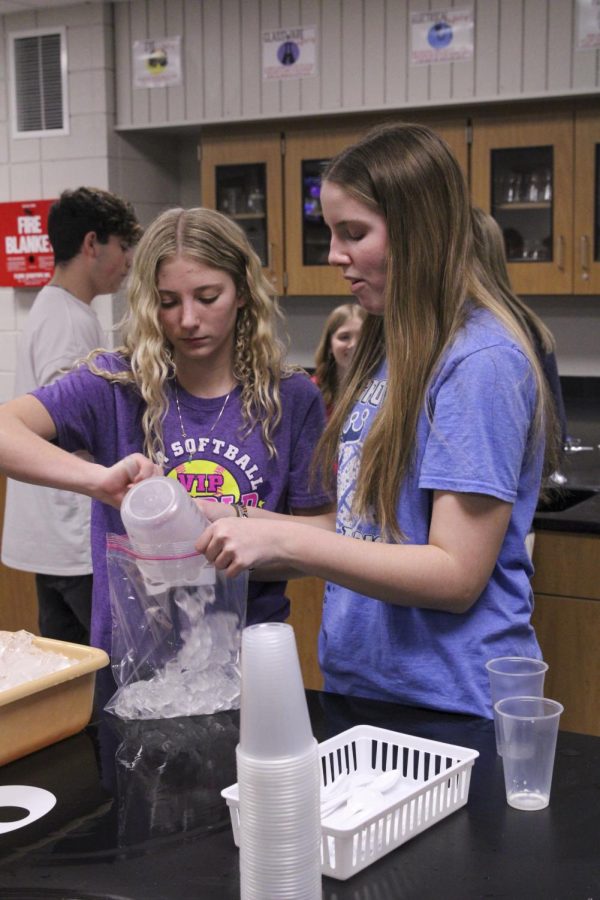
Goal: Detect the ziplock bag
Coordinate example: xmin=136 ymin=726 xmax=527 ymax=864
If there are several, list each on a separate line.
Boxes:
xmin=105 ymin=534 xmax=247 ymax=720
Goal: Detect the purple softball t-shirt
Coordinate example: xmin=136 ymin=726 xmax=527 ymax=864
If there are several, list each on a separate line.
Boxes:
xmin=33 ymin=354 xmax=330 ymax=656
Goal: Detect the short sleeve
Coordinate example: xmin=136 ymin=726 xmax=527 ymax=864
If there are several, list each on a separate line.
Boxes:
xmin=286 ymin=380 xmax=331 ymax=509
xmin=32 ymin=364 xmax=115 ymax=456
xmin=419 ymin=345 xmax=538 ymax=503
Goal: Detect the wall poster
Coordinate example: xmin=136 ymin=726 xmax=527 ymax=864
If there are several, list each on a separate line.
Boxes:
xmin=133 ymin=37 xmax=182 ymax=88
xmin=262 ymin=25 xmax=317 ymax=80
xmin=576 ymin=0 xmax=600 ymax=49
xmin=410 ymin=6 xmax=474 ymax=66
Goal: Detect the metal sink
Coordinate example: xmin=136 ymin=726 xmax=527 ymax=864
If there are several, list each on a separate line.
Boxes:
xmin=536 ymin=487 xmax=597 ymax=514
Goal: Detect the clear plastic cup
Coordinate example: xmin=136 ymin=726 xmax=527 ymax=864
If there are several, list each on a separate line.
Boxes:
xmin=121 ymin=476 xmax=213 ymax=592
xmin=121 ymin=475 xmax=207 ymax=545
xmin=495 ymin=696 xmax=563 ymax=811
xmin=485 ymin=656 xmax=548 ymax=755
xmin=239 ymin=623 xmax=314 ymax=758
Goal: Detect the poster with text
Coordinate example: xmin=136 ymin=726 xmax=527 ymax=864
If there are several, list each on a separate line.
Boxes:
xmin=0 ymin=199 xmax=55 ymax=288
xmin=133 ymin=36 xmax=182 ymax=88
xmin=576 ymin=0 xmax=600 ymax=49
xmin=410 ymin=6 xmax=474 ymax=66
xmin=262 ymin=25 xmax=317 ymax=79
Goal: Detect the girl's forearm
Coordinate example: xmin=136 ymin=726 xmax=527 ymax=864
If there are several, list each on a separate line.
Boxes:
xmin=0 ymin=405 xmax=98 ymax=495
xmin=274 ymin=522 xmax=470 ymax=612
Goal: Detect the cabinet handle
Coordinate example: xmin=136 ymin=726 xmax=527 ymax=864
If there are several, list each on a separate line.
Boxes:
xmin=579 ymin=235 xmax=590 ymax=281
xmin=556 ymin=235 xmax=565 ymax=271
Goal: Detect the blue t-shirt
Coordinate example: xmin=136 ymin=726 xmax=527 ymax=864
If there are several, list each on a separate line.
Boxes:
xmin=319 ymin=307 xmax=544 ymax=718
xmin=33 ymin=355 xmax=330 ymax=655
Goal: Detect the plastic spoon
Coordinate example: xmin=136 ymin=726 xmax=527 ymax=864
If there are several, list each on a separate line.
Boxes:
xmin=321 ymin=769 xmax=402 ymax=817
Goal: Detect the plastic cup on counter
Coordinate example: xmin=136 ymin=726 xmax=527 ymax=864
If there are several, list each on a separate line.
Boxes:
xmin=485 ymin=656 xmax=548 ymax=755
xmin=495 ymin=696 xmax=563 ymax=811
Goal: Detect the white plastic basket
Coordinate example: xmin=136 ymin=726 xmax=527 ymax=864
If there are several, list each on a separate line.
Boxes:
xmin=221 ymin=723 xmax=479 ymax=881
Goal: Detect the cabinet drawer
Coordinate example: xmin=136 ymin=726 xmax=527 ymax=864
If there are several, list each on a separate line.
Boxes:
xmin=531 ymin=531 xmax=600 ymax=601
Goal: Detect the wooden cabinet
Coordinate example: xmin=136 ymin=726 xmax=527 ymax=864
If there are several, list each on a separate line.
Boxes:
xmin=0 ymin=474 xmax=38 ymax=633
xmin=200 ymin=115 xmax=468 ymax=297
xmin=286 ymin=576 xmax=325 ymax=691
xmin=574 ymin=104 xmax=600 ymax=293
xmin=531 ymin=531 xmax=600 ymax=736
xmin=471 ymin=106 xmax=574 ymax=295
xmin=200 ymin=131 xmax=285 ymax=293
xmin=471 ymin=101 xmax=600 ymax=296
xmin=283 ymin=126 xmax=362 ymax=296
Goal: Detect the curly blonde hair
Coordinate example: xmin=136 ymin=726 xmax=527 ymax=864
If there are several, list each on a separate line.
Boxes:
xmin=87 ymin=207 xmax=291 ymax=461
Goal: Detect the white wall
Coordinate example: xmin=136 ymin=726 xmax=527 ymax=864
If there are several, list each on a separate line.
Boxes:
xmin=281 ymin=294 xmax=600 ymax=376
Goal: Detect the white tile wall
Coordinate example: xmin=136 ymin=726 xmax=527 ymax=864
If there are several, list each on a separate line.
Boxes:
xmin=0 ymin=332 xmax=17 ymax=373
xmin=9 ymin=163 xmax=43 ymax=198
xmin=0 ymin=289 xmax=16 ymax=329
xmin=42 ymin=158 xmax=110 ymax=196
xmin=0 ymin=372 xmax=15 ymax=400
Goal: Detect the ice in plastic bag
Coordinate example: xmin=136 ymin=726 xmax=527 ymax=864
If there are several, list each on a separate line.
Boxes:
xmin=105 ymin=535 xmax=247 ymax=720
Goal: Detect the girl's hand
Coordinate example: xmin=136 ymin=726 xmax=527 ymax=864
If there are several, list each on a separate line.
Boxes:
xmin=193 ymin=498 xmax=237 ymax=522
xmin=195 ymin=518 xmax=281 ymax=577
xmin=90 ymin=453 xmax=163 ymax=508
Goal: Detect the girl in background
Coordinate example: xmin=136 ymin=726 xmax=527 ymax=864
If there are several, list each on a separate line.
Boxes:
xmin=196 ymin=123 xmax=561 ymax=719
xmin=312 ymin=302 xmax=367 ymax=416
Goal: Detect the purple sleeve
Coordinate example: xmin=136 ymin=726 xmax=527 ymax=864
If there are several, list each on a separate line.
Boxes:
xmin=32 ymin=364 xmax=115 ymax=457
xmin=285 ymin=378 xmax=331 ymax=510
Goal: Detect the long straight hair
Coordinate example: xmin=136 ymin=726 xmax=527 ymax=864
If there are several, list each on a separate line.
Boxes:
xmin=317 ymin=123 xmax=560 ymax=540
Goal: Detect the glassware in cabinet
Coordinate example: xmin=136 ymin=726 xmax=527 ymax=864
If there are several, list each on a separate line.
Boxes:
xmin=200 ymin=133 xmax=284 ymax=293
xmin=471 ymin=110 xmax=574 ymax=295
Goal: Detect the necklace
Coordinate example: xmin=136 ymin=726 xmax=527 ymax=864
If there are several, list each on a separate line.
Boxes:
xmin=174 ymin=382 xmax=232 ymax=459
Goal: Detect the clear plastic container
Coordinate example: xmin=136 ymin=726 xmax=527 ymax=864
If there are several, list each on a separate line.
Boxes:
xmin=120 ymin=476 xmax=214 ymax=592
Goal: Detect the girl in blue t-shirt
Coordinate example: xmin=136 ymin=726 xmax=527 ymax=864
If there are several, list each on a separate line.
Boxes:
xmin=195 ymin=123 xmax=562 ymax=718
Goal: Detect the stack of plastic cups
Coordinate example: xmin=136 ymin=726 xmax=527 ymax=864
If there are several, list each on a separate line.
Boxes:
xmin=237 ymin=623 xmax=321 ymax=900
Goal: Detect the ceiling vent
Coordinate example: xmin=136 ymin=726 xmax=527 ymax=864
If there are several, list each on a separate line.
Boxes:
xmin=9 ymin=27 xmax=69 ymax=138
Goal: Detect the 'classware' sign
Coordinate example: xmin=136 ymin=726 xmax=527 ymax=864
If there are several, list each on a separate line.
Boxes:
xmin=0 ymin=199 xmax=56 ymax=288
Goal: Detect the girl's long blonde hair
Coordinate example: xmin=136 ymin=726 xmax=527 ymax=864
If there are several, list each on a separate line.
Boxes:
xmin=317 ymin=123 xmax=560 ymax=540
xmin=87 ymin=207 xmax=291 ymax=461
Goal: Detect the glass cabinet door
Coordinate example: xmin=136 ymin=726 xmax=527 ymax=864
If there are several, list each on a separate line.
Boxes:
xmin=215 ymin=163 xmax=267 ymax=264
xmin=285 ymin=129 xmax=361 ymax=295
xmin=574 ymin=107 xmax=600 ymax=294
xmin=471 ymin=111 xmax=574 ymax=295
xmin=491 ymin=146 xmax=553 ymax=263
xmin=200 ymin=133 xmax=284 ymax=293
xmin=301 ymin=158 xmax=330 ymax=266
